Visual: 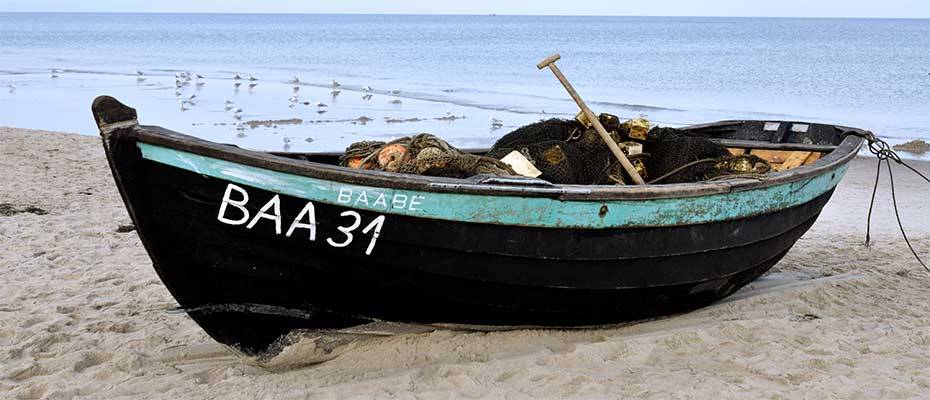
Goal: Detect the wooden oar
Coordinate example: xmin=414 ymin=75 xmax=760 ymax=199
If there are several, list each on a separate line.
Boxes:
xmin=537 ymin=54 xmax=646 ymax=185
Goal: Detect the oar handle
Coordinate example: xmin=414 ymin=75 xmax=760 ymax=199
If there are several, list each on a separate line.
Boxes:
xmin=537 ymin=54 xmax=646 ymax=185
xmin=537 ymin=54 xmax=562 ymax=70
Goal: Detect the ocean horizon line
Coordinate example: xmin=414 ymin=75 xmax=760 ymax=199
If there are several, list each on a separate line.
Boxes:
xmin=1 ymin=11 xmax=929 ymax=20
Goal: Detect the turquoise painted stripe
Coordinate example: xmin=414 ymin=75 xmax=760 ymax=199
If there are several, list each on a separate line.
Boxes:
xmin=138 ymin=143 xmax=846 ymax=229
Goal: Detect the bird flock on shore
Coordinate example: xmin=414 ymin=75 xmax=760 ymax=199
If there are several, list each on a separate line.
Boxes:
xmin=6 ymin=69 xmax=506 ymax=146
xmin=129 ymin=70 xmax=419 ymax=137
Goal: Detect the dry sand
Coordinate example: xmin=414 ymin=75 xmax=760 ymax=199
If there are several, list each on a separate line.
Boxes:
xmin=2 ymin=126 xmax=930 ymax=399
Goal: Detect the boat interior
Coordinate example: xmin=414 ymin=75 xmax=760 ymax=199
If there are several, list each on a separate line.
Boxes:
xmin=268 ymin=120 xmax=848 ymax=175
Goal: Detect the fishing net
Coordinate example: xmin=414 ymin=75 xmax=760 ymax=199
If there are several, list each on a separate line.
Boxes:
xmin=339 ymin=133 xmax=516 ymax=179
xmin=486 ymin=115 xmax=771 ymax=184
xmin=338 ymin=117 xmax=771 ymax=184
xmin=644 ymin=127 xmax=771 ymax=183
xmin=485 ymin=116 xmax=636 ymax=185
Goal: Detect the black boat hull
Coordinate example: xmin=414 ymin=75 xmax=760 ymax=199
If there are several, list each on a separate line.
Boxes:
xmin=92 ymin=96 xmax=863 ymax=354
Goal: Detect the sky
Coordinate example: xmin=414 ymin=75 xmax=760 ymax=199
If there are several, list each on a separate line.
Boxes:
xmin=2 ymin=0 xmax=928 ymax=18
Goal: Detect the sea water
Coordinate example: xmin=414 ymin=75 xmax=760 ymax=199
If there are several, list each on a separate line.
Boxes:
xmin=1 ymin=13 xmax=928 ymax=155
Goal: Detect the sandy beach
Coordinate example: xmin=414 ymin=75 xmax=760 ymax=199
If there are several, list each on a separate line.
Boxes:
xmin=2 ymin=126 xmax=930 ymax=399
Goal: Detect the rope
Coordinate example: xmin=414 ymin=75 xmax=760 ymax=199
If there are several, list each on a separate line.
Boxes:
xmin=647 ymin=158 xmax=718 ymax=184
xmin=844 ymin=131 xmax=930 ymax=273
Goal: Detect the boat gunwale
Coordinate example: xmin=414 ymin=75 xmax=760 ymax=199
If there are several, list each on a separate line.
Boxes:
xmin=93 ymin=96 xmax=865 ymax=201
xmin=129 ymin=124 xmax=862 ymax=201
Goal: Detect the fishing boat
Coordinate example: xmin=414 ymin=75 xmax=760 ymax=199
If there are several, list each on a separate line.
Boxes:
xmin=92 ymin=96 xmax=864 ymax=355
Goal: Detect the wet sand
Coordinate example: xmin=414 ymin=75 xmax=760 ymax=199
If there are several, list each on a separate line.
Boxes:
xmin=2 ymin=126 xmax=930 ymax=399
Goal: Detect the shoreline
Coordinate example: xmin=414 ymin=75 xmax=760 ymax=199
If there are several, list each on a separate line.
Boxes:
xmin=2 ymin=127 xmax=930 ymax=398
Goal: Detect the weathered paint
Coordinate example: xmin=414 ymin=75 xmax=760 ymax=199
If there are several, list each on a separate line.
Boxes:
xmin=138 ymin=142 xmax=847 ymax=229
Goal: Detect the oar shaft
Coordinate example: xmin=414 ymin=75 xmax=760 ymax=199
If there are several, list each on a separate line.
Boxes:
xmin=543 ymin=62 xmax=646 ymax=185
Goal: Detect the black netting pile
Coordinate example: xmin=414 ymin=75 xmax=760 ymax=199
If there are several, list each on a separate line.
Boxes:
xmin=485 ymin=117 xmax=631 ymax=185
xmin=486 ymin=116 xmax=771 ymax=184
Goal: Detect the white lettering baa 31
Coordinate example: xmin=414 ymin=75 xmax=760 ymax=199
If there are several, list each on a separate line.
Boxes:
xmin=217 ymin=183 xmax=385 ymax=255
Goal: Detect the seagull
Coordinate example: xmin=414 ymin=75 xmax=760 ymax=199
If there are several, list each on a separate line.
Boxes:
xmin=388 ymin=99 xmax=402 ymax=104
xmin=195 ymin=73 xmax=204 ymax=80
xmin=178 ymin=100 xmax=188 ymax=111
xmin=137 ymin=76 xmax=146 ymax=82
xmin=249 ymin=82 xmax=258 ymax=89
xmin=389 ymin=89 xmax=401 ymax=95
xmin=174 ymin=90 xmax=183 ymax=97
xmin=292 ymin=86 xmax=300 ymax=93
xmin=135 ymin=70 xmax=145 ymax=76
xmin=315 ymin=102 xmax=327 ymax=107
xmin=225 ymin=100 xmax=234 ymax=105
xmin=362 ymin=85 xmax=372 ymax=92
xmin=225 ymin=104 xmax=234 ymax=111
xmin=188 ymin=94 xmax=197 ymax=101
xmin=248 ymin=74 xmax=258 ymax=81
xmin=330 ymin=89 xmax=341 ymax=96
xmin=234 ymin=108 xmax=243 ymax=113
xmin=175 ymin=80 xmax=184 ymax=88
xmin=196 ymin=81 xmax=205 ymax=87
xmin=330 ymin=79 xmax=340 ymax=88
xmin=290 ymin=76 xmax=300 ymax=84
xmin=51 ymin=68 xmax=61 ymax=73
xmin=317 ymin=109 xmax=327 ymax=115
xmin=489 ymin=117 xmax=503 ymax=129
xmin=234 ymin=82 xmax=242 ymax=89
xmin=283 ymin=135 xmax=292 ymax=144
xmin=175 ymin=73 xmax=182 ymax=79
xmin=50 ymin=73 xmax=59 ymax=79
xmin=361 ymin=94 xmax=373 ymax=101
xmin=289 ymin=94 xmax=299 ymax=103
xmin=7 ymin=83 xmax=15 ymax=93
